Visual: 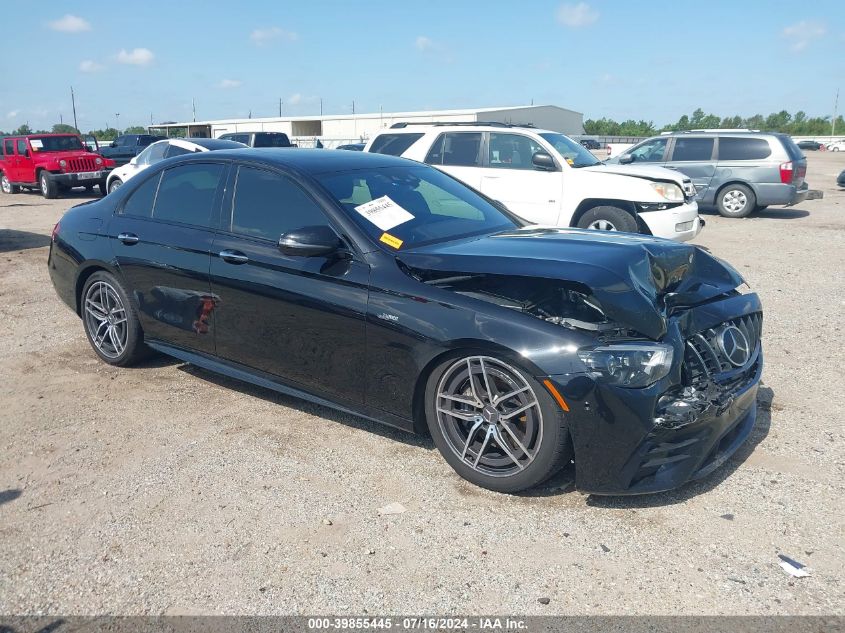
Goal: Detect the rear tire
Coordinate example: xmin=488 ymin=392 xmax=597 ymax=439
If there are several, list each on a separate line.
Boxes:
xmin=81 ymin=271 xmax=150 ymax=366
xmin=1 ymin=173 xmax=20 ymax=194
xmin=39 ymin=171 xmax=58 ymax=199
xmin=717 ymin=183 xmax=755 ymax=218
xmin=425 ymin=353 xmax=572 ymax=493
xmin=576 ymin=205 xmax=639 ymax=233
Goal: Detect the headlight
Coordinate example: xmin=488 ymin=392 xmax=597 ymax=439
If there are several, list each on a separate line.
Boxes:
xmin=651 ymin=182 xmax=684 ymax=202
xmin=59 ymin=159 xmax=67 ymax=168
xmin=578 ymin=342 xmax=673 ymax=388
xmin=95 ymin=157 xmax=103 ymax=165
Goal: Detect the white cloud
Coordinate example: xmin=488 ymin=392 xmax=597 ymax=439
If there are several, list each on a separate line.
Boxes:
xmin=48 ymin=14 xmax=91 ymax=32
xmin=116 ymin=48 xmax=155 ymax=66
xmin=218 ymin=79 xmax=242 ymax=89
xmin=79 ymin=60 xmax=104 ymax=73
xmin=415 ymin=36 xmax=434 ymax=51
xmin=556 ymin=2 xmax=599 ymax=27
xmin=6 ymin=110 xmax=19 ymax=119
xmin=598 ymin=72 xmax=614 ymax=83
xmin=783 ymin=20 xmax=826 ymax=52
xmin=288 ymin=93 xmax=303 ymax=105
xmin=250 ymin=26 xmax=298 ymax=45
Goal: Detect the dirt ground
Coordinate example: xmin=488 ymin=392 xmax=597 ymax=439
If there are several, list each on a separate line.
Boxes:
xmin=0 ymin=153 xmax=843 ymax=615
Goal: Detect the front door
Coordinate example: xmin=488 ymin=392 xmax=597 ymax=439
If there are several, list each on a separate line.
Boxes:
xmin=478 ymin=132 xmax=562 ymax=225
xmin=3 ymin=138 xmax=20 ymax=182
xmin=209 ymin=164 xmax=369 ymax=403
xmin=665 ymin=136 xmax=716 ymax=201
xmin=15 ymin=139 xmax=35 ymax=183
xmin=109 ymin=161 xmax=227 ymax=354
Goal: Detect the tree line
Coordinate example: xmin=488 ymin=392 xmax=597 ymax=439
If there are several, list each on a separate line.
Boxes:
xmin=585 ymin=108 xmax=844 ymax=137
xmin=0 ymin=123 xmax=147 ymax=140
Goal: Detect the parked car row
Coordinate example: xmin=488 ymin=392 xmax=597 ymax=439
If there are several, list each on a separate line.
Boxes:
xmin=48 ymin=147 xmax=764 ymax=494
xmin=606 ymin=130 xmax=823 ymax=217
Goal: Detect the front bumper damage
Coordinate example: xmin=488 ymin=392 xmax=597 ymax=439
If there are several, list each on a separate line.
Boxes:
xmin=548 ymin=292 xmax=763 ymax=495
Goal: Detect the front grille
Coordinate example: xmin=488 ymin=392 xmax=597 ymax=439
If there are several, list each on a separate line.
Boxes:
xmin=682 ymin=312 xmax=762 ymax=384
xmin=66 ymin=157 xmax=97 ymax=172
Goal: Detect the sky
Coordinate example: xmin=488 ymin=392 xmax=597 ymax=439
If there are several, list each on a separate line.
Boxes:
xmin=1 ymin=0 xmax=842 ymax=132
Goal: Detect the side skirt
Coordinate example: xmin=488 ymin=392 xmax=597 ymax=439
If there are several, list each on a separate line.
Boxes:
xmin=146 ymin=340 xmax=416 ymax=434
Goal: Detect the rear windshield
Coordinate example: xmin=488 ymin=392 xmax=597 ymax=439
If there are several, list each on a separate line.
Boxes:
xmin=717 ymin=137 xmax=772 ymax=161
xmin=778 ymin=135 xmax=805 ymax=161
xmin=369 ymin=133 xmax=424 ymax=156
xmin=29 ymin=135 xmax=84 ymax=152
xmin=254 ymin=133 xmax=291 ymax=148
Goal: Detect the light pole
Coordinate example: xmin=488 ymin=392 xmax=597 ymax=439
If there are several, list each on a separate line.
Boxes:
xmin=115 ymin=113 xmax=120 ymax=132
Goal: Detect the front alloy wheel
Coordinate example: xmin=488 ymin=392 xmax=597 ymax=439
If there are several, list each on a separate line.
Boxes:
xmin=108 ymin=178 xmax=123 ymax=194
xmin=426 ymin=355 xmax=572 ymax=492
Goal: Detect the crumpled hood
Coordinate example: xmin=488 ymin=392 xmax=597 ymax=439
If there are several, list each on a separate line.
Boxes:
xmin=583 ymin=163 xmax=688 ymax=185
xmin=399 ymin=227 xmax=744 ymax=339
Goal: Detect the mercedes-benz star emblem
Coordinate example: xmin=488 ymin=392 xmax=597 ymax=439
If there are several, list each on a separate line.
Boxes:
xmin=718 ymin=325 xmax=750 ymax=367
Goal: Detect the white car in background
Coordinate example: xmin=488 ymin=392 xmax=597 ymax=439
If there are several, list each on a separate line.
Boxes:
xmin=364 ymin=123 xmax=702 ymax=242
xmin=105 ymin=137 xmax=247 ymax=194
xmin=826 ymin=140 xmax=845 ymax=152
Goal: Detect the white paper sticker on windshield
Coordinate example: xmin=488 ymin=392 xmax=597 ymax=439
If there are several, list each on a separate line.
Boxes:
xmin=30 ymin=139 xmax=43 ymax=149
xmin=354 ymin=196 xmax=414 ymax=231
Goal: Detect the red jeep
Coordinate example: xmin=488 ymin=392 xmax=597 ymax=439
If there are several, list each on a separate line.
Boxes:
xmin=0 ymin=133 xmax=115 ymax=198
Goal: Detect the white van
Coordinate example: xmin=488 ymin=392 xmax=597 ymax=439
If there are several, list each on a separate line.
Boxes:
xmin=364 ymin=123 xmax=702 ymax=241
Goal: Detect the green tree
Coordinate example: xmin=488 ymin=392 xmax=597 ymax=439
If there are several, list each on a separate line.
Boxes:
xmin=52 ymin=123 xmax=80 ymax=134
xmin=89 ymin=127 xmax=120 ymax=141
xmin=123 ymin=125 xmax=147 ymax=134
xmin=13 ymin=124 xmax=32 ymax=135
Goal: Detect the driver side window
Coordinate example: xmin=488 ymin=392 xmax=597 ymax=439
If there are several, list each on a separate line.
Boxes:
xmin=488 ymin=133 xmax=545 ymax=170
xmin=628 ymin=138 xmax=667 ymax=162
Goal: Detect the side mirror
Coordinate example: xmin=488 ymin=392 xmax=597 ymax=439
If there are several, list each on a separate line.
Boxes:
xmin=531 ymin=151 xmax=556 ymax=171
xmin=618 ymin=154 xmax=634 ymax=164
xmin=110 ymin=141 xmax=117 ymax=148
xmin=129 ymin=156 xmax=138 ymax=165
xmin=278 ymin=225 xmax=343 ymax=257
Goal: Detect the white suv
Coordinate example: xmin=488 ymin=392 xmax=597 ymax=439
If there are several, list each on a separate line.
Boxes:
xmin=364 ymin=123 xmax=702 ymax=241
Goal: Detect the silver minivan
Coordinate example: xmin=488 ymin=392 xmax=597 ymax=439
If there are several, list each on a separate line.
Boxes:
xmin=609 ymin=131 xmax=822 ymax=217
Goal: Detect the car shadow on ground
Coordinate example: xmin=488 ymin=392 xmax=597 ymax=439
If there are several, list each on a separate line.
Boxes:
xmin=0 ymin=229 xmax=50 ymax=253
xmin=0 ymin=488 xmax=22 ymax=506
xmin=5 ymin=188 xmax=100 ymax=201
xmin=176 ymin=363 xmax=435 ymax=450
xmin=699 ymin=207 xmax=810 ymax=220
xmin=581 ymin=384 xmax=774 ymax=508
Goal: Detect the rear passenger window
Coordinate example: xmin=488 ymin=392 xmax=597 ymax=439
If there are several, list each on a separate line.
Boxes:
xmin=164 ymin=144 xmax=192 ymax=159
xmin=369 ymin=133 xmax=424 ymax=156
xmin=718 ymin=137 xmax=772 ymax=161
xmin=671 ymin=138 xmax=714 ymax=161
xmin=152 ymin=163 xmax=224 ymax=227
xmin=229 ymin=166 xmax=328 ymax=241
xmin=122 ymin=173 xmax=161 ymax=218
xmin=425 ymin=132 xmax=482 ymax=167
xmin=4 ymin=139 xmax=14 ymax=156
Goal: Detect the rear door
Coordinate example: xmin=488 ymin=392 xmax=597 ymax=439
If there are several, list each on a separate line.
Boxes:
xmin=665 ymin=136 xmax=716 ymax=200
xmin=423 ymin=132 xmax=483 ymax=190
xmin=477 ymin=132 xmax=562 ymax=225
xmin=209 ymin=164 xmax=369 ymax=403
xmin=109 ymin=161 xmax=227 ymax=354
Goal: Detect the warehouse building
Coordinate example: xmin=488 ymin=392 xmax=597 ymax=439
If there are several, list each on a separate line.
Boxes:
xmin=148 ymin=105 xmax=584 ymax=147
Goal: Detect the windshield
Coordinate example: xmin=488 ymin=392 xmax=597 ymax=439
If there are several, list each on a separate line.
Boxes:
xmin=29 ymin=135 xmax=85 ymax=152
xmin=316 ymin=165 xmax=519 ymax=249
xmin=539 ymin=133 xmax=600 ymax=167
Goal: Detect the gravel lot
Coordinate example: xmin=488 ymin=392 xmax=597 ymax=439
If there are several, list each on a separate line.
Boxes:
xmin=1 ymin=152 xmax=843 ymax=616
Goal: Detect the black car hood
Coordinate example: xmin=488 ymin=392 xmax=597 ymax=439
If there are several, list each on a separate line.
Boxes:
xmin=399 ymin=227 xmax=744 ymax=340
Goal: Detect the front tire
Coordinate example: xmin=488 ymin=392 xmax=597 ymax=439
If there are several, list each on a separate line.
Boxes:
xmin=39 ymin=171 xmax=58 ymax=199
xmin=1 ymin=173 xmax=20 ymax=194
xmin=81 ymin=271 xmax=148 ymax=366
xmin=425 ymin=354 xmax=572 ymax=493
xmin=107 ymin=178 xmax=123 ymax=195
xmin=717 ymin=184 xmax=756 ymax=218
xmin=576 ymin=205 xmax=639 ymax=233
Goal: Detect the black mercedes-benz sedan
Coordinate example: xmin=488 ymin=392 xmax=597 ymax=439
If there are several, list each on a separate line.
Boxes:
xmin=48 ymin=149 xmax=763 ymax=494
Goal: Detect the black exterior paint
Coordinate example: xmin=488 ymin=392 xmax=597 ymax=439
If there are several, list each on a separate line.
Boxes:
xmin=47 ymin=149 xmax=763 ymax=494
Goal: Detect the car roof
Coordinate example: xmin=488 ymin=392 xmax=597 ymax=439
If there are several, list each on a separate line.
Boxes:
xmin=379 ymin=124 xmax=555 ymax=135
xmin=172 ymin=147 xmax=415 ymax=174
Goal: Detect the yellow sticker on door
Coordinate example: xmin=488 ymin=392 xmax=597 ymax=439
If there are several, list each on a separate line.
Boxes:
xmin=379 ymin=232 xmax=403 ymax=249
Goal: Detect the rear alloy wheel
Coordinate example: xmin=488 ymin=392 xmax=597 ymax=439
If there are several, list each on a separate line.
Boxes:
xmin=1 ymin=173 xmax=20 ymax=194
xmin=81 ymin=272 xmax=149 ymax=366
xmin=108 ymin=179 xmax=123 ymax=195
xmin=426 ymin=355 xmax=572 ymax=493
xmin=717 ymin=184 xmax=756 ymax=218
xmin=576 ymin=205 xmax=638 ymax=233
xmin=39 ymin=171 xmax=58 ymax=199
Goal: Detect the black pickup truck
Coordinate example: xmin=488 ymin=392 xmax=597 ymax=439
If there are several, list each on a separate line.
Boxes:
xmin=99 ymin=134 xmax=165 ymax=166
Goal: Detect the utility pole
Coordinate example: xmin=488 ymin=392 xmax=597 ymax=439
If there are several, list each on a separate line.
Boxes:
xmin=320 ymin=98 xmax=323 ymax=116
xmin=833 ymin=89 xmax=839 ymax=137
xmin=279 ymin=98 xmax=283 ymax=117
xmin=352 ymin=100 xmax=356 ymax=137
xmin=70 ymin=86 xmax=79 ymax=132
xmin=115 ymin=113 xmax=120 ymax=131
xmin=192 ymin=98 xmax=196 ymax=122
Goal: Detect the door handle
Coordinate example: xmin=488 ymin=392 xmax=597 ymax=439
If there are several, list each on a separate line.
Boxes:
xmin=117 ymin=232 xmax=139 ymax=245
xmin=219 ymin=249 xmax=249 ymax=264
